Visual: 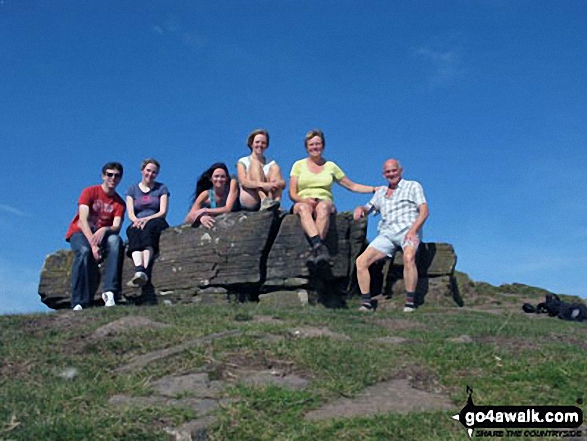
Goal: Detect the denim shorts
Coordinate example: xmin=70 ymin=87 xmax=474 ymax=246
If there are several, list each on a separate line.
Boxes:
xmin=369 ymin=227 xmax=421 ymax=257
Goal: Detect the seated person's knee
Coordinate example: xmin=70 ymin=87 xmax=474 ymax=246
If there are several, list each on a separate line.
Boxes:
xmin=106 ymin=234 xmax=122 ymax=250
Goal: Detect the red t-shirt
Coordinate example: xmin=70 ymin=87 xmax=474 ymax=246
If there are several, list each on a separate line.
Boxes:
xmin=65 ymin=185 xmax=125 ymax=240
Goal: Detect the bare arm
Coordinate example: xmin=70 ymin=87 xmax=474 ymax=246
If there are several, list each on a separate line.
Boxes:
xmin=185 ymin=191 xmax=209 ymax=224
xmin=126 ymin=195 xmax=138 ymax=223
xmin=289 ymin=175 xmax=316 ymax=206
xmin=338 ymin=176 xmax=376 ymax=194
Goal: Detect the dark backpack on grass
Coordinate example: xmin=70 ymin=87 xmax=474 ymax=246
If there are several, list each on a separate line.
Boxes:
xmin=523 ymin=294 xmax=587 ymax=322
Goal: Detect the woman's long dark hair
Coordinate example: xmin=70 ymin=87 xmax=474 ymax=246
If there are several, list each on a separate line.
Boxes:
xmin=191 ymin=162 xmax=231 ymax=205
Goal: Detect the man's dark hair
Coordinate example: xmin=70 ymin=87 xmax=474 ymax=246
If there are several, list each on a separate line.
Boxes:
xmin=101 ymin=162 xmax=124 ymax=177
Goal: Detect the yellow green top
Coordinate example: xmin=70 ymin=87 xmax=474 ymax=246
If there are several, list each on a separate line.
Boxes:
xmin=289 ymin=159 xmax=345 ymax=201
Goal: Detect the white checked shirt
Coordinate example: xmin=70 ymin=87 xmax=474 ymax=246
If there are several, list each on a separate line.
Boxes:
xmin=364 ymin=179 xmax=427 ymax=234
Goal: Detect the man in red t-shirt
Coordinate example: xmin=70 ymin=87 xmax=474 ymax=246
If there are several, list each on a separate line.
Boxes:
xmin=66 ymin=162 xmax=126 ymax=310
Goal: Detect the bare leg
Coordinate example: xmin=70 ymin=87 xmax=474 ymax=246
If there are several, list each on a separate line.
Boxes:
xmin=267 ymin=166 xmax=284 ymax=201
xmin=356 ymin=246 xmax=387 ymax=295
xmin=131 ymin=251 xmax=143 ymax=268
xmin=142 ymin=247 xmax=153 ymax=270
xmin=293 ymin=202 xmax=319 ymax=238
xmin=402 ymin=245 xmax=418 ymax=293
xmin=315 ymin=200 xmax=334 ymax=240
xmin=239 ymin=161 xmax=268 ymax=208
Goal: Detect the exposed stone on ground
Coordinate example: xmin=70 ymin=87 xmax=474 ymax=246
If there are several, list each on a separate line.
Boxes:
xmin=109 ymin=394 xmax=226 ymax=416
xmin=91 ymin=316 xmax=170 ymax=339
xmin=38 ymin=211 xmax=459 ymax=310
xmin=375 ymin=336 xmax=409 ymax=344
xmin=304 ymin=379 xmax=454 ymax=421
xmin=252 ymin=315 xmax=284 ymax=324
xmin=289 ymin=326 xmax=351 ymax=341
xmin=258 ymin=290 xmax=309 ymax=306
xmin=448 ymin=334 xmax=473 ymax=344
xmin=151 ymin=373 xmax=225 ymax=398
xmin=233 ymin=369 xmax=309 ymax=390
xmin=115 ymin=330 xmax=242 ymax=374
xmin=164 ymin=416 xmax=218 ymax=441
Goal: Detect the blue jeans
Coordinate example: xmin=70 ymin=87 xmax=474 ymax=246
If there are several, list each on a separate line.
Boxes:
xmin=69 ymin=232 xmax=123 ymax=308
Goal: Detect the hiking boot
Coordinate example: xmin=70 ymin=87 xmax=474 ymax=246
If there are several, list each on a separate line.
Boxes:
xmin=127 ymin=271 xmax=148 ymax=287
xmin=260 ymin=198 xmax=280 ymax=211
xmin=102 ymin=291 xmax=116 ymax=307
xmin=306 ymin=248 xmax=317 ymax=268
xmin=314 ymin=244 xmax=332 ymax=266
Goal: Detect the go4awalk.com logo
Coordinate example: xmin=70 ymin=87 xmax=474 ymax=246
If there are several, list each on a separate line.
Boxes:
xmin=452 ymin=386 xmax=583 ymax=438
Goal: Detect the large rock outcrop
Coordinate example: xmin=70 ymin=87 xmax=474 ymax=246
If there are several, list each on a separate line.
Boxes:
xmin=38 ymin=211 xmax=459 ymax=309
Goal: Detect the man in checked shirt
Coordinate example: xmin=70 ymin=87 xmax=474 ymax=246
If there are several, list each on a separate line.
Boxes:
xmin=353 ymin=159 xmax=429 ymax=312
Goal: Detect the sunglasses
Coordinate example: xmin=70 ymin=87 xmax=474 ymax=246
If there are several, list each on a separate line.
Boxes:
xmin=105 ymin=172 xmax=121 ymax=178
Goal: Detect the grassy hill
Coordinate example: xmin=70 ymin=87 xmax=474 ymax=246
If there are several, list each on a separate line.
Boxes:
xmin=1 ymin=282 xmax=585 ymax=440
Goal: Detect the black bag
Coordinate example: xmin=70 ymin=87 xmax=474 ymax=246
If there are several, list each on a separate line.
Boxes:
xmin=523 ymin=294 xmax=587 ymax=322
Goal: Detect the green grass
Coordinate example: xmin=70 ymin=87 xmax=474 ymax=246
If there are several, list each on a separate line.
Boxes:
xmin=1 ymin=300 xmax=585 ymax=440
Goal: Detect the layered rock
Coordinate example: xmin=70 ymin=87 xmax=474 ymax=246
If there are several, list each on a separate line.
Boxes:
xmin=38 ymin=211 xmax=460 ymax=309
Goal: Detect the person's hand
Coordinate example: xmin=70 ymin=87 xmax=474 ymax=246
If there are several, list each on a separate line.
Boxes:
xmin=353 ymin=206 xmax=366 ymax=221
xmin=261 ymin=182 xmax=276 ymax=193
xmin=200 ymin=214 xmax=215 ymax=229
xmin=91 ymin=244 xmax=102 ymax=261
xmin=404 ymin=230 xmax=419 ymax=247
xmin=303 ymin=198 xmax=319 ymax=209
xmin=133 ymin=218 xmax=148 ymax=229
xmin=186 ymin=209 xmax=206 ymax=225
xmin=91 ymin=227 xmax=107 ymax=247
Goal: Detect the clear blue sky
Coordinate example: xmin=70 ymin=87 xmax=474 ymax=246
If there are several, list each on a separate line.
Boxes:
xmin=1 ymin=0 xmax=586 ymax=314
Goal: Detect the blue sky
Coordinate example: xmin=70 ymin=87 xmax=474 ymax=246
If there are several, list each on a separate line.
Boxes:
xmin=1 ymin=0 xmax=586 ymax=315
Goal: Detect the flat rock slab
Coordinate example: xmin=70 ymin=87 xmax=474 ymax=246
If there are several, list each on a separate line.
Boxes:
xmin=91 ymin=316 xmax=169 ymax=339
xmin=109 ymin=394 xmax=229 ymax=416
xmin=151 ymin=373 xmax=225 ymax=398
xmin=234 ymin=369 xmax=309 ymax=390
xmin=289 ymin=326 xmax=350 ymax=341
xmin=375 ymin=336 xmax=409 ymax=344
xmin=115 ymin=330 xmax=242 ymax=374
xmin=448 ymin=335 xmax=473 ymax=344
xmin=304 ymin=379 xmax=454 ymax=421
xmin=165 ymin=416 xmax=218 ymax=441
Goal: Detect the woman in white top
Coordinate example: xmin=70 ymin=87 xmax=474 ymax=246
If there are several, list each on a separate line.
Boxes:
xmin=237 ymin=129 xmax=286 ymax=211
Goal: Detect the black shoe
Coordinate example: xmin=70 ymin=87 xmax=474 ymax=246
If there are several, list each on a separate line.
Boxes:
xmin=314 ymin=244 xmax=332 ymax=266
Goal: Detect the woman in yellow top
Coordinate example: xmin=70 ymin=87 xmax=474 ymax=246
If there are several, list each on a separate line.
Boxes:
xmin=289 ymin=129 xmax=377 ymax=264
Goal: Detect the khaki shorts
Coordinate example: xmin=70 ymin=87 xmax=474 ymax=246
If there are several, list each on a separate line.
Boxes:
xmin=369 ymin=227 xmax=421 ymax=258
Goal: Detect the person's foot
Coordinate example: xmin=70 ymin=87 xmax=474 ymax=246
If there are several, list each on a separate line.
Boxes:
xmin=403 ymin=302 xmax=416 ymax=312
xmin=128 ymin=271 xmax=148 ymax=287
xmin=359 ymin=303 xmax=374 ymax=312
xmin=72 ymin=304 xmax=83 ymax=311
xmin=314 ymin=244 xmax=332 ymax=266
xmin=102 ymin=291 xmax=116 ymax=307
xmin=260 ymin=198 xmax=280 ymax=211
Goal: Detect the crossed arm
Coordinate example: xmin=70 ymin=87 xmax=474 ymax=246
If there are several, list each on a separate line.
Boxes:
xmin=78 ymin=204 xmax=122 ymax=260
xmin=126 ymin=194 xmax=169 ymax=229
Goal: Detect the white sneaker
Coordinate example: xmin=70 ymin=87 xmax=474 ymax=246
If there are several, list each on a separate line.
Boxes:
xmin=102 ymin=291 xmax=116 ymax=307
xmin=403 ymin=305 xmax=415 ymax=313
xmin=73 ymin=304 xmax=83 ymax=311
